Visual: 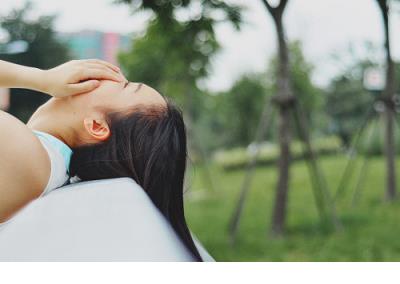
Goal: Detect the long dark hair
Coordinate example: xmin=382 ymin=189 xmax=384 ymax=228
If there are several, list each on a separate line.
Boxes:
xmin=69 ymin=101 xmax=202 ymax=261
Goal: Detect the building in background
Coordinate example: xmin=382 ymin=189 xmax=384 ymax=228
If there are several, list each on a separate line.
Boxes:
xmin=60 ymin=30 xmax=131 ymax=64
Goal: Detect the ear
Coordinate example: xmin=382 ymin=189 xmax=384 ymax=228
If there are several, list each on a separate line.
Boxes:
xmin=83 ymin=117 xmax=110 ymax=142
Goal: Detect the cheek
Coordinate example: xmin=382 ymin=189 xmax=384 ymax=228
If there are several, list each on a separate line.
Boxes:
xmin=91 ymin=85 xmax=123 ymax=106
xmin=69 ymin=92 xmax=94 ymax=107
xmin=69 ymin=91 xmax=107 ymax=114
xmin=74 ymin=82 xmax=125 ymax=111
xmin=86 ymin=90 xmax=117 ymax=109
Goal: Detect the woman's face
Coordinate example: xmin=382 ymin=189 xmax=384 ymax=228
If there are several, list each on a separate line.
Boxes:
xmin=57 ymin=79 xmax=167 ymax=144
xmin=73 ymin=80 xmax=166 ymax=114
xmin=28 ymin=79 xmax=167 ymax=146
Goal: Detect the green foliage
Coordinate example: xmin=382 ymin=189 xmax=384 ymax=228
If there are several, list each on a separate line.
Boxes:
xmin=117 ymin=0 xmax=243 ymax=139
xmin=290 ymin=42 xmax=328 ymax=133
xmin=0 ymin=2 xmax=70 ymax=122
xmin=212 ymin=75 xmax=268 ymax=148
xmin=119 ymin=18 xmax=219 ymax=106
xmin=116 ymin=0 xmax=242 ymax=90
xmin=326 ymin=60 xmax=400 ymax=147
xmin=325 ymin=62 xmax=375 ymax=147
xmin=198 ymin=41 xmax=325 ymax=151
xmin=358 ymin=117 xmax=400 ymax=155
xmin=186 ymin=156 xmax=400 ymax=261
xmin=115 ymin=0 xmax=242 ymax=29
xmin=213 ymin=136 xmax=342 ymax=170
xmin=267 ymin=41 xmax=325 ymax=122
xmin=290 ymin=41 xmax=323 ymax=115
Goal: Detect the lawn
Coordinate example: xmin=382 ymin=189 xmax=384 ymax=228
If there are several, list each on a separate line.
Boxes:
xmin=185 ymin=155 xmax=400 ymax=261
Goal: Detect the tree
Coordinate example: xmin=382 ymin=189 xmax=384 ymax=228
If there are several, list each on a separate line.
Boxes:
xmin=259 ymin=0 xmax=294 ymax=236
xmin=268 ymin=41 xmax=325 ymax=131
xmin=255 ymin=1 xmax=339 ymax=237
xmin=326 ymin=60 xmax=375 ymax=147
xmin=208 ymin=41 xmax=323 ymax=150
xmin=228 ymin=2 xmax=338 ymax=240
xmin=117 ymin=0 xmax=241 ymax=113
xmin=215 ymin=74 xmax=268 ymax=148
xmin=0 ymin=2 xmax=70 ymax=122
xmin=118 ymin=17 xmax=219 ymax=110
xmin=375 ymin=0 xmax=398 ymax=200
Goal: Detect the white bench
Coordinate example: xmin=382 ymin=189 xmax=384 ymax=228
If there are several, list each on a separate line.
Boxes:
xmin=0 ymin=178 xmax=214 ymax=261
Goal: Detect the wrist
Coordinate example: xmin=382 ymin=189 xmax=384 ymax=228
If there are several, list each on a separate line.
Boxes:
xmin=27 ymin=67 xmax=49 ymax=94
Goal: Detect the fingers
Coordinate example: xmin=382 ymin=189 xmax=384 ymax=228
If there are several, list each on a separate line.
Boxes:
xmin=68 ymin=79 xmax=100 ymax=95
xmin=72 ymin=59 xmax=126 ymax=82
xmin=81 ymin=59 xmax=120 ymax=73
xmin=79 ymin=66 xmax=125 ymax=83
xmin=85 ymin=63 xmax=126 ymax=81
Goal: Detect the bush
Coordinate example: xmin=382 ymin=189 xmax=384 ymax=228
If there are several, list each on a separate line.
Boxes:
xmin=213 ymin=136 xmax=342 ymax=171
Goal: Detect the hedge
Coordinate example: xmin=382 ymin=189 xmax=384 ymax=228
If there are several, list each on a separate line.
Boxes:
xmin=213 ymin=136 xmax=342 ymax=171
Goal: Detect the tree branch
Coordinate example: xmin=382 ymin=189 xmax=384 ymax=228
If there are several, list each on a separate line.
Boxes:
xmin=261 ymin=0 xmax=275 ymax=15
xmin=278 ymin=0 xmax=289 ymax=12
xmin=376 ymin=0 xmax=386 ymax=11
xmin=261 ymin=0 xmax=289 ymax=17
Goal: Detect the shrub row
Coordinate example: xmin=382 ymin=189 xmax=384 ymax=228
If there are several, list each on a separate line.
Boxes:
xmin=213 ymin=136 xmax=342 ymax=171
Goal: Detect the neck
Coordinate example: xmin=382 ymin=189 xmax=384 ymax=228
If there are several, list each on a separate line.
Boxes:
xmin=27 ymin=98 xmax=80 ymax=148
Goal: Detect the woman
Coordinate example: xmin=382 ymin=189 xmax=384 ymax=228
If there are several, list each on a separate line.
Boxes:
xmin=0 ymin=59 xmax=202 ymax=261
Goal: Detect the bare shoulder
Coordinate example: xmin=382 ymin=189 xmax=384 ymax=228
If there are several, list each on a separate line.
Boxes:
xmin=0 ymin=111 xmax=50 ymax=222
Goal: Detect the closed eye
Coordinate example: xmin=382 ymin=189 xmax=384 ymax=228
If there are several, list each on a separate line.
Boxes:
xmin=134 ymin=83 xmax=143 ymax=93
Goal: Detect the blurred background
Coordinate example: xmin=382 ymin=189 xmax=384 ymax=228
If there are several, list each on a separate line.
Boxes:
xmin=1 ymin=0 xmax=400 ymax=261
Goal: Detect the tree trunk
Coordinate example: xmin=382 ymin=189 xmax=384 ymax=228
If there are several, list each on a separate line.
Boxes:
xmin=384 ymin=108 xmax=396 ymax=200
xmin=377 ymin=0 xmax=397 ymax=200
xmin=269 ymin=10 xmax=293 ymax=237
xmin=271 ymin=105 xmax=291 ymax=236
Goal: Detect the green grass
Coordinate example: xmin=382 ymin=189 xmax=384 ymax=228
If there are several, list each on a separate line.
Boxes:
xmin=185 ymin=155 xmax=400 ymax=261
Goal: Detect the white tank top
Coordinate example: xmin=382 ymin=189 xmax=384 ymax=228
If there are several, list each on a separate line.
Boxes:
xmin=0 ymin=130 xmax=72 ymax=228
xmin=33 ymin=130 xmax=72 ymax=196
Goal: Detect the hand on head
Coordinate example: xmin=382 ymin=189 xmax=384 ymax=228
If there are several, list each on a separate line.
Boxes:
xmin=43 ymin=59 xmax=127 ymax=98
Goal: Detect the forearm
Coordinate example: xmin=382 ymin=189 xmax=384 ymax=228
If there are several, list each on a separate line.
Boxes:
xmin=0 ymin=60 xmax=47 ymax=93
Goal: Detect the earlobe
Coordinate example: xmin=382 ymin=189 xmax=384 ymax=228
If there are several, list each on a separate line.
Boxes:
xmin=83 ymin=118 xmax=110 ymax=141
